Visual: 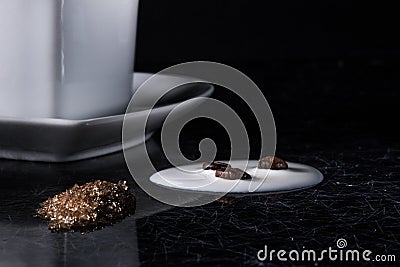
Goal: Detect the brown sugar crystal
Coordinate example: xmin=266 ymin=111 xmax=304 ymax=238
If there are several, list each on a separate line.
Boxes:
xmin=36 ymin=180 xmax=136 ymax=232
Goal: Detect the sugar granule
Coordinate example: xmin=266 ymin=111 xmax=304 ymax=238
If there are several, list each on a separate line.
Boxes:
xmin=36 ymin=180 xmax=136 ymax=232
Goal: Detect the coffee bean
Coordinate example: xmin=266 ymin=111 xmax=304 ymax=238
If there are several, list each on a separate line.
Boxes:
xmin=258 ymin=156 xmax=288 ymax=170
xmin=215 ymin=167 xmax=252 ymax=180
xmin=203 ymin=161 xmax=231 ymax=171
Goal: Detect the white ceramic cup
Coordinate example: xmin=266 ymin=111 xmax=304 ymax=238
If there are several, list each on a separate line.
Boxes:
xmin=0 ymin=0 xmax=139 ymax=119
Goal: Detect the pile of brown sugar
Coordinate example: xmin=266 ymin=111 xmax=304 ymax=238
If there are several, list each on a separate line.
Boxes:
xmin=36 ymin=180 xmax=136 ymax=232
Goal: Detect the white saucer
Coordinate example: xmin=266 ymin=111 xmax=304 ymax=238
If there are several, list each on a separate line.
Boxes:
xmin=150 ymin=160 xmax=324 ymax=194
xmin=0 ymin=73 xmax=214 ymax=162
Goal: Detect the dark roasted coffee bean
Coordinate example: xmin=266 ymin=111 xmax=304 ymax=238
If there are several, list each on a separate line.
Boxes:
xmin=258 ymin=156 xmax=288 ymax=170
xmin=215 ymin=167 xmax=252 ymax=180
xmin=203 ymin=161 xmax=231 ymax=171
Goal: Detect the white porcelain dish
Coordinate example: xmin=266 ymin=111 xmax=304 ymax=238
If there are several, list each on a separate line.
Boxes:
xmin=0 ymin=73 xmax=214 ymax=162
xmin=150 ymin=160 xmax=324 ymax=194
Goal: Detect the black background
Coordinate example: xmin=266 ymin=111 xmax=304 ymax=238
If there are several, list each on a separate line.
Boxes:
xmin=135 ymin=1 xmax=397 ymax=65
xmin=135 ymin=0 xmax=399 ymax=145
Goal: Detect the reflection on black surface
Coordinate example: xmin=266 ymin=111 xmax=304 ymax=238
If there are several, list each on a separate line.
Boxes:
xmin=1 ymin=130 xmax=399 ymax=266
xmin=0 ymin=137 xmax=172 ymax=266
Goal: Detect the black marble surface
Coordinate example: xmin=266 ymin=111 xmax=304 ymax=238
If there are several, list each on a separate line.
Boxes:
xmin=1 ymin=60 xmax=399 ymax=266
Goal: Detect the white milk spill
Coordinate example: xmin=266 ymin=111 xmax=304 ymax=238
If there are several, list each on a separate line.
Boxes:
xmin=150 ymin=160 xmax=324 ymax=194
xmin=0 ymin=0 xmax=139 ymax=119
